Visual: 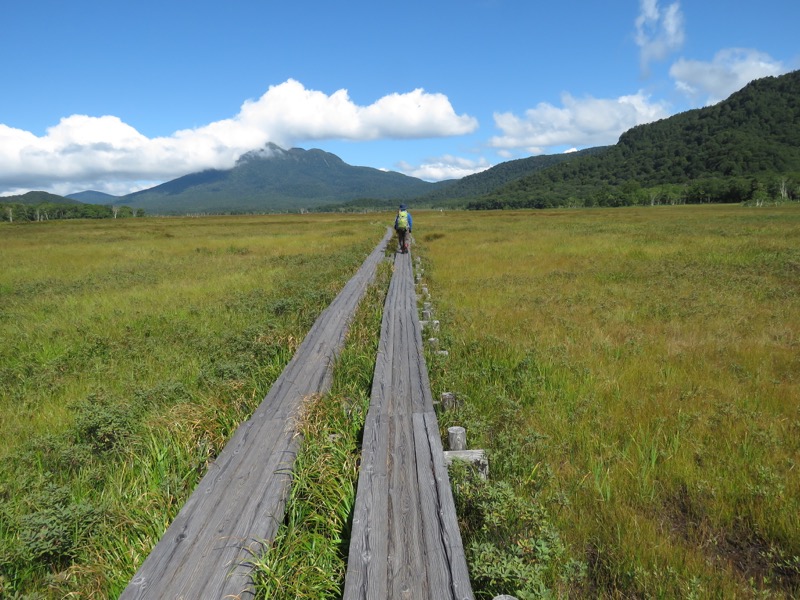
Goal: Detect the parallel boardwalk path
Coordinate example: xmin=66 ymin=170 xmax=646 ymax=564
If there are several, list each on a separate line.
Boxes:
xmin=121 ymin=229 xmax=392 ymax=600
xmin=343 ymin=251 xmax=474 ymax=600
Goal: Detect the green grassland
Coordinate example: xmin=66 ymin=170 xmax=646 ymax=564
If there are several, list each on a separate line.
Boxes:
xmin=419 ymin=205 xmax=800 ymax=598
xmin=3 ymin=206 xmax=799 ymax=599
xmin=0 ymin=214 xmax=386 ymax=598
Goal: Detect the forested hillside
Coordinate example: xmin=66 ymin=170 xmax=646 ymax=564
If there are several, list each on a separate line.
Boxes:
xmin=421 ymin=147 xmax=609 ymax=203
xmin=468 ymin=70 xmax=800 ymax=209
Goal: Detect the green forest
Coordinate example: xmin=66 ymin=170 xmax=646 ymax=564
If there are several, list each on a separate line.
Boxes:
xmin=466 ymin=71 xmax=800 ymax=209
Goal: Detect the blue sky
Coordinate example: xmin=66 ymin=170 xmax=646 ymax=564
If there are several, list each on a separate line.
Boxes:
xmin=1 ymin=0 xmax=798 ymax=197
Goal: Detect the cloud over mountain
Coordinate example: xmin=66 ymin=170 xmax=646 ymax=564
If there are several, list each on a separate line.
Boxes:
xmin=0 ymin=80 xmax=478 ymax=196
xmin=670 ymin=48 xmax=787 ymax=105
xmin=488 ymin=92 xmax=671 ymax=153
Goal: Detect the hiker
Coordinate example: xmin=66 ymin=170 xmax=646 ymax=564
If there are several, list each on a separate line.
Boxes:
xmin=394 ymin=204 xmax=412 ymax=254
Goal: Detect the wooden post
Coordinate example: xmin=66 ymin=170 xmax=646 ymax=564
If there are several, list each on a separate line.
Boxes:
xmin=448 ymin=426 xmax=466 ymax=451
xmin=443 ymin=424 xmax=489 ymax=479
xmin=440 ymin=392 xmax=456 ymax=410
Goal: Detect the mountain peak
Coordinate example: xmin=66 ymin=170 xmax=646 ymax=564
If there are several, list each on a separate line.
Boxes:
xmin=121 ymin=144 xmax=433 ymax=214
xmin=235 ymin=144 xmax=346 ymax=168
xmin=235 ymin=143 xmax=289 ymax=165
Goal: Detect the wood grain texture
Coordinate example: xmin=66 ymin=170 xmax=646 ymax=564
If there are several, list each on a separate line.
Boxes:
xmin=120 ymin=229 xmax=392 ymax=600
xmin=343 ymin=251 xmax=474 ymax=600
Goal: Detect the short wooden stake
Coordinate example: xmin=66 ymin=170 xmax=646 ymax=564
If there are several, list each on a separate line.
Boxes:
xmin=440 ymin=392 xmax=456 ymax=410
xmin=448 ymin=426 xmax=466 ymax=451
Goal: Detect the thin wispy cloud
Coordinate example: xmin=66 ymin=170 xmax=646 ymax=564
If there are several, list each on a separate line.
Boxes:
xmin=0 ymin=80 xmax=478 ymax=196
xmin=635 ymin=0 xmax=685 ymax=73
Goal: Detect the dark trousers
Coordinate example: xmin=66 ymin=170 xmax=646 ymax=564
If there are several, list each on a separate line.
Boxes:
xmin=397 ymin=229 xmax=409 ymax=253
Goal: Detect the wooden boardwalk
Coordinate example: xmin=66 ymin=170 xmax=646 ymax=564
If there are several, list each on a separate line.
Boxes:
xmin=120 ymin=230 xmax=392 ymax=600
xmin=343 ymin=251 xmax=474 ymax=600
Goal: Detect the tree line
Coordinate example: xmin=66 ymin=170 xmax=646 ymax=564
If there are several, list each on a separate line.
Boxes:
xmin=1 ymin=202 xmax=145 ymax=223
xmin=467 ymin=173 xmax=800 ymax=210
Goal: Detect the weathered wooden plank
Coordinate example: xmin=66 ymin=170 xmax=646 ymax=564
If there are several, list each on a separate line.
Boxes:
xmin=423 ymin=412 xmax=474 ymax=600
xmin=344 ymin=411 xmax=390 ymax=598
xmin=343 ymin=250 xmax=474 ymax=600
xmin=121 ymin=229 xmax=391 ymax=600
xmin=388 ymin=412 xmax=428 ymax=598
xmin=412 ymin=412 xmax=455 ymax=597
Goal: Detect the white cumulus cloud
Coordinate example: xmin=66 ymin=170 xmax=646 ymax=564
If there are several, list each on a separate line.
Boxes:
xmin=397 ymin=155 xmax=492 ymax=182
xmin=635 ymin=0 xmax=685 ymax=73
xmin=670 ymin=48 xmax=788 ymax=105
xmin=489 ymin=91 xmax=670 ymax=153
xmin=0 ymin=79 xmax=478 ymax=196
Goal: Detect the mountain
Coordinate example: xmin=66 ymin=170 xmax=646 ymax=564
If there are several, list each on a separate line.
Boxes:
xmin=422 ymin=146 xmax=609 ymax=203
xmin=66 ymin=190 xmax=119 ymax=204
xmin=0 ymin=191 xmax=83 ymax=205
xmin=468 ymin=69 xmax=800 ymax=208
xmin=121 ymin=144 xmax=437 ymax=214
xmin=29 ymin=70 xmax=800 ymax=215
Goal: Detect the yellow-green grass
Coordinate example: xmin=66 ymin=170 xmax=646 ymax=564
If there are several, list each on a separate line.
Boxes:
xmin=1 ymin=215 xmax=381 ymax=455
xmin=0 ymin=214 xmax=387 ymax=597
xmin=419 ymin=205 xmax=800 ymax=598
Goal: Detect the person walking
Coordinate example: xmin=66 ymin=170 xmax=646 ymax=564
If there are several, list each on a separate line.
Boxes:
xmin=394 ymin=204 xmax=412 ymax=254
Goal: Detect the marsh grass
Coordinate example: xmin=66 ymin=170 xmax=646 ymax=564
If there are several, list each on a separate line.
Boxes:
xmin=420 ymin=205 xmax=800 ymax=598
xmin=0 ymin=214 xmax=386 ymax=598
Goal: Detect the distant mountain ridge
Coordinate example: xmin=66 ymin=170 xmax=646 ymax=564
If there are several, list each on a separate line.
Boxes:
xmin=9 ymin=71 xmax=800 ymax=214
xmin=119 ymin=143 xmax=439 ymax=214
xmin=420 ymin=146 xmax=609 ymax=203
xmin=66 ymin=190 xmax=119 ymax=203
xmin=1 ymin=191 xmax=84 ymax=205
